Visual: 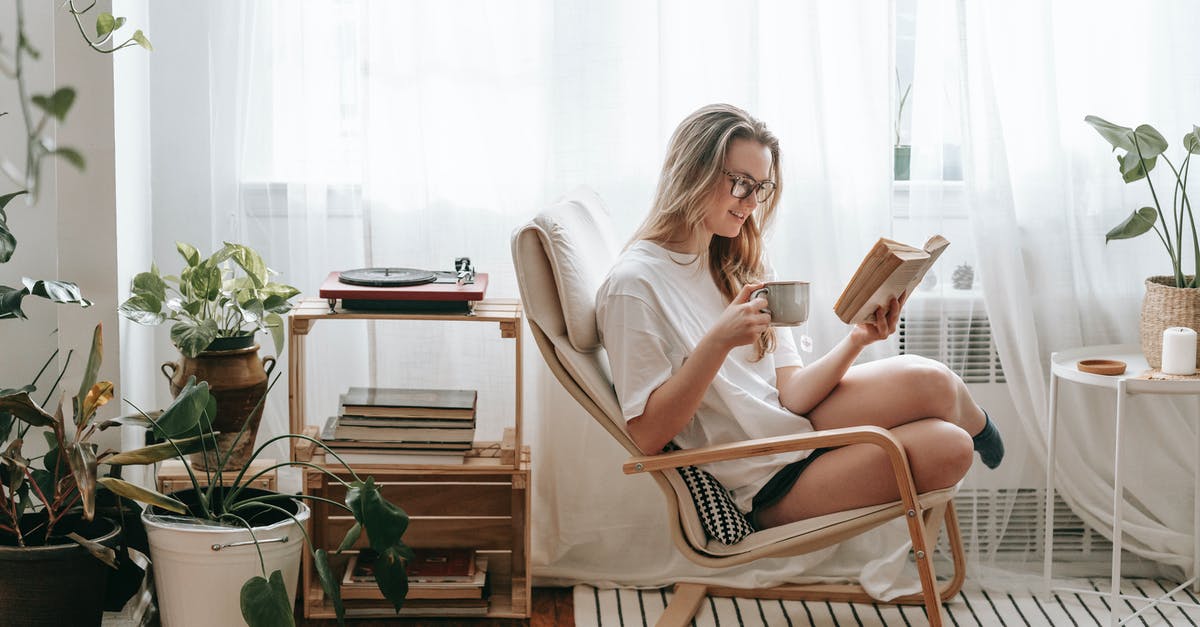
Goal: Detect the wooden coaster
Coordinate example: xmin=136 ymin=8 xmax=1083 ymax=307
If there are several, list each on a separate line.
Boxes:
xmin=1076 ymin=359 xmax=1127 ymax=375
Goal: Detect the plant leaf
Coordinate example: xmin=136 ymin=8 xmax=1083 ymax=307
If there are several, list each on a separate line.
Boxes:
xmin=1185 ymin=125 xmax=1200 ymax=155
xmin=76 ymin=323 xmax=104 ymax=423
xmin=314 ymin=549 xmax=346 ymax=625
xmin=0 ymin=284 xmax=27 ymax=319
xmin=53 ymin=147 xmax=85 ymax=170
xmin=80 ymin=381 xmax=114 ymax=425
xmin=131 ymin=271 xmax=167 ymax=301
xmin=118 ymin=294 xmax=164 ymax=325
xmin=24 ymin=278 xmax=93 ymax=307
xmin=240 ymin=570 xmax=295 ymax=627
xmin=1 ymin=439 xmax=28 ymax=494
xmin=171 ymin=318 xmax=218 ymax=358
xmin=67 ymin=442 xmax=99 ymax=520
xmin=104 ymin=432 xmax=219 ymax=465
xmin=66 ymin=532 xmax=118 ymax=568
xmin=131 ymin=30 xmax=153 ymax=51
xmin=0 ymin=190 xmax=26 ymax=264
xmin=0 ymin=391 xmax=56 ymax=426
xmin=31 ymin=87 xmax=76 ymax=122
xmin=1085 ymin=115 xmax=1136 ymax=151
xmin=152 ymin=377 xmax=210 ymax=438
xmin=1132 ymin=124 xmax=1168 ymax=158
xmin=97 ymin=476 xmax=187 ymax=514
xmin=1117 ymin=153 xmax=1157 ymax=183
xmin=95 ymin=13 xmax=124 ymax=38
xmin=176 ymin=241 xmax=200 ymax=267
xmin=265 ymin=312 xmax=285 ymax=356
xmin=336 ymin=521 xmax=362 ymax=552
xmin=221 ymin=243 xmax=268 ymax=288
xmin=346 ymin=477 xmax=411 ymax=610
xmin=1106 ymin=206 xmax=1158 ymax=242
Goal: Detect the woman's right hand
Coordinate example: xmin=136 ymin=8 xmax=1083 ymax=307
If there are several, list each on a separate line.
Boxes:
xmin=706 ymin=283 xmax=772 ymax=351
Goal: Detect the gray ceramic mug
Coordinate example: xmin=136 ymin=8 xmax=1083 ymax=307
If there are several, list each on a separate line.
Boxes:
xmin=751 ymin=281 xmax=810 ymax=327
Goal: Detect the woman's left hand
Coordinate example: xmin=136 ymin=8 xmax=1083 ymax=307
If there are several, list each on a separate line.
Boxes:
xmin=849 ymin=291 xmax=907 ymax=346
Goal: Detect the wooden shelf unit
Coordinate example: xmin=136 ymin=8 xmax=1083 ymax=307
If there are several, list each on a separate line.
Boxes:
xmin=287 ymin=298 xmax=531 ymax=620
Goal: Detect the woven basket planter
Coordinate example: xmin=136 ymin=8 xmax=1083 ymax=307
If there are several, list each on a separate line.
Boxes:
xmin=1139 ymin=275 xmax=1200 ymax=369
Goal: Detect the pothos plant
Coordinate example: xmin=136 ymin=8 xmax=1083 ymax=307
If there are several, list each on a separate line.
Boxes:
xmin=1086 ymin=115 xmax=1200 ymax=288
xmin=101 ymin=373 xmax=412 ymax=626
xmin=119 ymin=242 xmax=301 ymax=358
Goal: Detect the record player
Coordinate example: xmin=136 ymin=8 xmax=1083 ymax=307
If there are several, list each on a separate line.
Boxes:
xmin=319 ymin=258 xmax=488 ymax=314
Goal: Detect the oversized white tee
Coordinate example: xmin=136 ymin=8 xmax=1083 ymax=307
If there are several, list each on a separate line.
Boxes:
xmin=595 ymin=240 xmax=812 ymax=512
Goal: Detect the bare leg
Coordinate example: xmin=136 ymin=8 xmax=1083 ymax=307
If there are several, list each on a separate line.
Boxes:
xmin=805 ymin=354 xmax=986 ymax=436
xmin=755 ymin=419 xmax=973 ymax=527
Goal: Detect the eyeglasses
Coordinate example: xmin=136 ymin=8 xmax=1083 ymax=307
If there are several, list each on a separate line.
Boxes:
xmin=722 ymin=169 xmax=777 ymax=203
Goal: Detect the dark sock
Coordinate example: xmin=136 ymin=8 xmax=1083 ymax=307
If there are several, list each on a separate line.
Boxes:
xmin=972 ymin=410 xmax=1004 ymax=469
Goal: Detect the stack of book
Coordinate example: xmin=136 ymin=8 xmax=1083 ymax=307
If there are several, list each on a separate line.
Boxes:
xmin=342 ymin=548 xmax=489 ymax=617
xmin=320 ymin=387 xmax=477 ymax=464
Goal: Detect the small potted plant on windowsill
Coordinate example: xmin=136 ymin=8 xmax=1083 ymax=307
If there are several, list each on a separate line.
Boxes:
xmin=1086 ymin=115 xmax=1200 ymax=369
xmin=98 ymin=374 xmax=411 ymax=626
xmin=894 ymin=70 xmax=913 ymax=181
xmin=119 ymin=242 xmax=301 ymax=469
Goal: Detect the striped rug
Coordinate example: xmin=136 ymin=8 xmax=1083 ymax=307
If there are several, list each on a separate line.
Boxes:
xmin=574 ymin=580 xmax=1200 ymax=626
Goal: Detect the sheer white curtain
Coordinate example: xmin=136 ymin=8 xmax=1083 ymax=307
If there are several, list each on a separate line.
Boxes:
xmin=141 ymin=0 xmax=924 ymax=589
xmin=952 ymin=0 xmax=1200 ymax=578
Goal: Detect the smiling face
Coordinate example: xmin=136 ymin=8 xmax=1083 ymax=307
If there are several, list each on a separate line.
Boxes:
xmin=701 ymin=137 xmax=774 ymax=242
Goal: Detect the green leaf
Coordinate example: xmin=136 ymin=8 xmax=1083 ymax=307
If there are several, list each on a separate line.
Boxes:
xmin=1085 ymin=115 xmax=1136 ymax=151
xmin=0 ymin=391 xmax=56 ymax=426
xmin=220 ymin=243 xmax=269 ymax=288
xmin=171 ymin=319 xmax=218 ymax=358
xmin=31 ymin=88 xmax=76 ymax=122
xmin=131 ymin=30 xmax=153 ymax=51
xmin=95 ymin=13 xmax=124 ymax=38
xmin=118 ymin=294 xmax=165 ymax=325
xmin=76 ymin=323 xmax=104 ymax=421
xmin=1132 ymin=124 xmax=1168 ymax=158
xmin=104 ymin=433 xmax=219 ymax=465
xmin=1184 ymin=125 xmax=1200 ymax=155
xmin=67 ymin=442 xmax=98 ymax=520
xmin=189 ymin=264 xmax=222 ymax=301
xmin=1117 ymin=153 xmax=1156 ymax=183
xmin=265 ymin=312 xmax=285 ymax=356
xmin=1106 ymin=206 xmax=1158 ymax=242
xmin=176 ymin=241 xmax=201 ymax=267
xmin=346 ymin=478 xmax=411 ymax=610
xmin=1 ymin=439 xmax=28 ymax=494
xmin=152 ymin=377 xmax=210 ymax=438
xmin=0 ymin=284 xmax=28 ymax=319
xmin=314 ymin=549 xmax=346 ymax=625
xmin=53 ymin=147 xmax=85 ymax=170
xmin=23 ymin=278 xmax=93 ymax=308
xmin=131 ymin=271 xmax=167 ymax=300
xmin=0 ymin=191 xmax=27 ymax=264
xmin=240 ymin=570 xmax=295 ymax=627
xmin=97 ymin=477 xmax=187 ymax=514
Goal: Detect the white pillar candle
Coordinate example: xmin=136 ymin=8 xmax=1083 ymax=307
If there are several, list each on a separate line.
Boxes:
xmin=1160 ymin=326 xmax=1198 ymax=375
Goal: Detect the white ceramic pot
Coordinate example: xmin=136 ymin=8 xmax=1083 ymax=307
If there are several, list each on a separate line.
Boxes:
xmin=143 ymin=498 xmax=310 ymax=627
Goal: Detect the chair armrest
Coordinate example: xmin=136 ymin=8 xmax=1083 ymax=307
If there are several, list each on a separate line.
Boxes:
xmin=622 ymin=425 xmax=907 ymax=474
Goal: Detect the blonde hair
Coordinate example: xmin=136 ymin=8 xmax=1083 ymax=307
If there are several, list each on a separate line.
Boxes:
xmin=631 ymin=103 xmax=783 ymax=360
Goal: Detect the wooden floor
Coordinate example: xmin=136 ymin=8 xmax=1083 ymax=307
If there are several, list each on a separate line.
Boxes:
xmin=297 ymin=587 xmax=574 ymax=626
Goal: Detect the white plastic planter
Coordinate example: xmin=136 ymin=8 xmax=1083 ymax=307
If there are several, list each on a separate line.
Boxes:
xmin=143 ymin=500 xmax=311 ymax=627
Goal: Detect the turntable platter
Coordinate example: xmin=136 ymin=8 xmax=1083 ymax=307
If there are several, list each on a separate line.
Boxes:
xmin=337 ymin=267 xmax=437 ymax=287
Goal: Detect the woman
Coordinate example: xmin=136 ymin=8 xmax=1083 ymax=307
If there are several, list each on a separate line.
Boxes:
xmin=595 ymin=103 xmax=1003 ymax=531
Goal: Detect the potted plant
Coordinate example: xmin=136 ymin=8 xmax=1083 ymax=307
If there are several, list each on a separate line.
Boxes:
xmin=100 ymin=375 xmax=411 ymax=627
xmin=119 ymin=241 xmax=301 ymax=469
xmin=0 ymin=324 xmax=150 ymax=626
xmin=1086 ymin=115 xmax=1200 ymax=369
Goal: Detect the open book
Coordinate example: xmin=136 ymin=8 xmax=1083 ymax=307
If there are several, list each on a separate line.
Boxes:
xmin=833 ymin=235 xmax=949 ymax=325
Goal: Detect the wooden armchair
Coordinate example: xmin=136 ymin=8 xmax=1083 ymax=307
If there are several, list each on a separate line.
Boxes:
xmin=511 ymin=188 xmax=965 ymax=626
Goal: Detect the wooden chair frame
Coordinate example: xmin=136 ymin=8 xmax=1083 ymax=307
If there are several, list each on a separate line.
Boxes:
xmin=512 ymin=211 xmax=965 ymax=627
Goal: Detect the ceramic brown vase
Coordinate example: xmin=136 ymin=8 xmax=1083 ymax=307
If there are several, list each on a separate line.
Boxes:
xmin=1139 ymin=275 xmax=1200 ymax=369
xmin=161 ymin=342 xmax=276 ymax=470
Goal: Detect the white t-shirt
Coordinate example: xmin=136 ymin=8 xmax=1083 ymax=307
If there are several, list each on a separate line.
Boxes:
xmin=595 ymin=240 xmax=812 ymax=512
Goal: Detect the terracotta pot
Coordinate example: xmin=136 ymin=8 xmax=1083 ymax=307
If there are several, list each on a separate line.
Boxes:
xmin=0 ymin=515 xmax=121 ymax=626
xmin=162 ymin=344 xmax=277 ymax=470
xmin=1139 ymin=275 xmax=1200 ymax=369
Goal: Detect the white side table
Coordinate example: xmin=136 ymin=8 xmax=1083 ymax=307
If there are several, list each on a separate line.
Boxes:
xmin=1043 ymin=344 xmax=1200 ymax=625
